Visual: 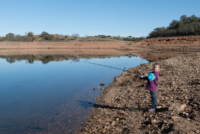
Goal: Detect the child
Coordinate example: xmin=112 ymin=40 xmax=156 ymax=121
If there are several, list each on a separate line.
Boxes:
xmin=140 ymin=63 xmax=160 ymax=111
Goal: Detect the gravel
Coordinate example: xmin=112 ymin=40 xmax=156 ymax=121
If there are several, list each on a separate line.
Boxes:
xmin=79 ymin=53 xmax=200 ymax=134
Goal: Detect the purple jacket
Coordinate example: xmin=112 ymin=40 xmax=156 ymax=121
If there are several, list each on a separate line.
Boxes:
xmin=142 ymin=72 xmax=159 ymax=92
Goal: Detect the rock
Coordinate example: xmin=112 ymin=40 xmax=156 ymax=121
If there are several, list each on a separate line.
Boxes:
xmin=111 ymin=121 xmax=115 ymax=126
xmin=151 ymin=119 xmax=157 ymax=125
xmin=172 ymin=116 xmax=179 ymax=121
xmin=97 ymin=87 xmax=101 ymax=90
xmin=100 ymin=83 xmax=105 ymax=86
xmin=168 ymin=106 xmax=173 ymax=111
xmin=103 ymin=126 xmax=107 ymax=129
xmin=168 ymin=103 xmax=186 ymax=113
xmin=177 ymin=104 xmax=186 ymax=113
xmin=157 ymin=106 xmax=162 ymax=109
xmin=115 ymin=127 xmax=121 ymax=132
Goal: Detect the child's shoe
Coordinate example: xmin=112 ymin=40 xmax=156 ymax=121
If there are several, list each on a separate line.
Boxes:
xmin=148 ymin=108 xmax=155 ymax=112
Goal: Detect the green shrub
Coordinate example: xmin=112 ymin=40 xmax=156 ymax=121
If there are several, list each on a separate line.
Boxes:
xmin=27 ymin=32 xmax=33 ymax=37
xmin=43 ymin=35 xmax=54 ymax=40
xmin=1 ymin=34 xmax=34 ymax=42
xmin=41 ymin=31 xmax=49 ymax=36
xmin=72 ymin=33 xmax=79 ymax=40
xmin=6 ymin=33 xmax=15 ymax=38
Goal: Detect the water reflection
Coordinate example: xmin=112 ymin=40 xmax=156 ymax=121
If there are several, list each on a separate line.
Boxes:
xmin=0 ymin=55 xmax=148 ymax=134
xmin=0 ymin=55 xmax=137 ymax=64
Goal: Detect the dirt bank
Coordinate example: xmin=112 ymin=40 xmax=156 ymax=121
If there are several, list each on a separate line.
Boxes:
xmin=1 ymin=37 xmax=200 ymax=59
xmin=79 ymin=53 xmax=200 ymax=133
xmin=0 ymin=41 xmax=127 ymax=49
xmin=136 ymin=36 xmax=200 ymax=45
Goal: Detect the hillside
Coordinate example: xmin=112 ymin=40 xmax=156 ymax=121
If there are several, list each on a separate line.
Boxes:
xmin=148 ymin=15 xmax=200 ymax=38
xmin=136 ymin=36 xmax=200 ymax=45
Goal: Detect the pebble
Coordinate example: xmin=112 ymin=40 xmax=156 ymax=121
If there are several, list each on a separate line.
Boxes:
xmin=157 ymin=106 xmax=162 ymax=109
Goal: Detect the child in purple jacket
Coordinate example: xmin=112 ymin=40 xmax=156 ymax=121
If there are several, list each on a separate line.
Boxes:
xmin=140 ymin=63 xmax=160 ymax=111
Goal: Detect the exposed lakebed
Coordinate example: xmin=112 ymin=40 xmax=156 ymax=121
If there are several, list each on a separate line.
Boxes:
xmin=0 ymin=55 xmax=148 ymax=134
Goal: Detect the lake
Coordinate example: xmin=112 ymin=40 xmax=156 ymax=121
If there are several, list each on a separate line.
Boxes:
xmin=0 ymin=55 xmax=148 ymax=134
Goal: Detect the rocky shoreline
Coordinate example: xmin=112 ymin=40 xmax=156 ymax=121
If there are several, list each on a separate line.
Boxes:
xmin=79 ymin=53 xmax=200 ymax=134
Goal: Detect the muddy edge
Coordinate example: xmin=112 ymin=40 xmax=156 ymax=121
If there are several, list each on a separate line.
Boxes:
xmin=79 ymin=53 xmax=200 ymax=134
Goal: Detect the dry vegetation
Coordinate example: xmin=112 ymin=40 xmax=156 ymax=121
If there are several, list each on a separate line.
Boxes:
xmin=0 ymin=32 xmax=144 ymax=43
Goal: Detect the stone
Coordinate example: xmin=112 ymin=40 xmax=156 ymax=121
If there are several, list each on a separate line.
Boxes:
xmin=168 ymin=106 xmax=173 ymax=111
xmin=151 ymin=119 xmax=157 ymax=125
xmin=157 ymin=106 xmax=162 ymax=109
xmin=111 ymin=121 xmax=116 ymax=126
xmin=177 ymin=104 xmax=186 ymax=113
xmin=172 ymin=116 xmax=179 ymax=121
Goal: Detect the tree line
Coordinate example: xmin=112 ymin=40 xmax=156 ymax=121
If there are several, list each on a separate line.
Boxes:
xmin=95 ymin=35 xmax=145 ymax=41
xmin=0 ymin=31 xmax=145 ymax=42
xmin=0 ymin=31 xmax=80 ymax=42
xmin=148 ymin=15 xmax=200 ymax=38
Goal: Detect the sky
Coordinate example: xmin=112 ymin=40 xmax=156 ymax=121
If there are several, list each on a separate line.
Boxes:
xmin=0 ymin=0 xmax=200 ymax=37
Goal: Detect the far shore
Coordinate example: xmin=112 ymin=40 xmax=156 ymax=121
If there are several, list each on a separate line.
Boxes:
xmin=0 ymin=41 xmax=128 ymax=49
xmin=1 ymin=40 xmax=200 ymax=63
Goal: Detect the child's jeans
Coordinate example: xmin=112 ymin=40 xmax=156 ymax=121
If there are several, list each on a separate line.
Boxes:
xmin=150 ymin=91 xmax=157 ymax=110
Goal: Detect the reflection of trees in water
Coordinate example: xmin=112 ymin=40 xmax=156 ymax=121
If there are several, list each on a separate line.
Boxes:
xmin=0 ymin=54 xmax=122 ymax=64
xmin=41 ymin=56 xmax=54 ymax=64
xmin=6 ymin=58 xmax=15 ymax=63
xmin=125 ymin=54 xmax=137 ymax=58
xmin=29 ymin=59 xmax=34 ymax=64
xmin=71 ymin=58 xmax=80 ymax=62
xmin=26 ymin=59 xmax=34 ymax=64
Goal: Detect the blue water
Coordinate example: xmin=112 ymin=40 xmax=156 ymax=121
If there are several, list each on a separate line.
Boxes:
xmin=0 ymin=56 xmax=148 ymax=134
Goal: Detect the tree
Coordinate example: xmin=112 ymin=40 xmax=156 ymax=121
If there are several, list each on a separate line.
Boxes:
xmin=72 ymin=33 xmax=79 ymax=40
xmin=27 ymin=32 xmax=33 ymax=37
xmin=41 ymin=31 xmax=49 ymax=36
xmin=180 ymin=15 xmax=190 ymax=24
xmin=148 ymin=15 xmax=200 ymax=38
xmin=6 ymin=33 xmax=15 ymax=38
xmin=176 ymin=22 xmax=183 ymax=29
xmin=190 ymin=15 xmax=198 ymax=22
xmin=169 ymin=20 xmax=179 ymax=29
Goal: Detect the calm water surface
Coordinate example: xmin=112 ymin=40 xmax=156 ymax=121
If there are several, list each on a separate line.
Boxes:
xmin=0 ymin=56 xmax=148 ymax=134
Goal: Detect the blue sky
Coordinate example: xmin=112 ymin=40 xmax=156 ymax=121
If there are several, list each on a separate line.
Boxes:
xmin=0 ymin=0 xmax=200 ymax=37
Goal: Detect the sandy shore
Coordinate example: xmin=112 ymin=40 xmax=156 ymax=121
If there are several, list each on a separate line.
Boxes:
xmin=79 ymin=53 xmax=200 ymax=133
xmin=0 ymin=41 xmax=127 ymax=49
xmin=0 ymin=41 xmax=200 ymax=63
